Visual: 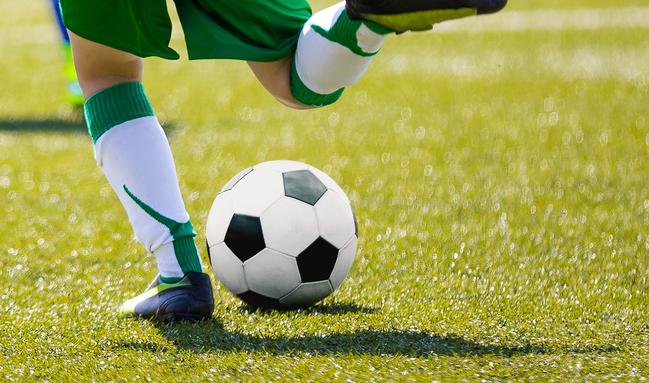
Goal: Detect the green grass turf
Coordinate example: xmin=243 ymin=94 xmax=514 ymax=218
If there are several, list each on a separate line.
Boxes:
xmin=1 ymin=0 xmax=648 ymax=381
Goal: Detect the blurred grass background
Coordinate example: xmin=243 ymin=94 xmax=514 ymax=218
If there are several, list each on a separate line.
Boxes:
xmin=0 ymin=0 xmax=647 ymax=381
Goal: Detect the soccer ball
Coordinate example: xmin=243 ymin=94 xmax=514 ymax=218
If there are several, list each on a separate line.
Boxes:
xmin=206 ymin=160 xmax=358 ymax=309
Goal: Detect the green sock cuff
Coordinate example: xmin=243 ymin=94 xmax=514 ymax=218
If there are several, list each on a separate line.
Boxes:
xmin=311 ymin=10 xmax=384 ymax=57
xmin=84 ymin=82 xmax=154 ymax=143
xmin=173 ymin=236 xmax=203 ymax=274
xmin=290 ymin=59 xmax=344 ymax=107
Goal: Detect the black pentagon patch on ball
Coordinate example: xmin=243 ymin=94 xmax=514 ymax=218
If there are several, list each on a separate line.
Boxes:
xmin=221 ymin=167 xmax=253 ymax=193
xmin=224 ymin=214 xmax=265 ymax=262
xmin=297 ymin=237 xmax=339 ymax=282
xmin=238 ymin=291 xmax=282 ymax=310
xmin=283 ymin=170 xmax=327 ymax=205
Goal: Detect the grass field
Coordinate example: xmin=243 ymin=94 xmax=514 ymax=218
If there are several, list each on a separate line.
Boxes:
xmin=1 ymin=0 xmax=648 ymax=381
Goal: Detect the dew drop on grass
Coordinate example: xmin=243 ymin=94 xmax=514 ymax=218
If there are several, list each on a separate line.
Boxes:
xmin=599 ymin=131 xmax=609 ymax=145
xmin=544 ymin=97 xmax=555 ymax=112
xmin=328 ymin=112 xmax=340 ymax=127
xmin=550 ymin=112 xmax=560 ymax=126
xmin=415 ymin=126 xmax=426 ymax=140
xmin=537 ymin=113 xmax=548 ymax=127
xmin=400 ymin=107 xmax=412 ymax=121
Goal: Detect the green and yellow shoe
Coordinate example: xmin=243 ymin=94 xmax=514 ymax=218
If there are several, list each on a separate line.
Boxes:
xmin=346 ymin=0 xmax=508 ymax=33
xmin=119 ymin=272 xmax=214 ymax=321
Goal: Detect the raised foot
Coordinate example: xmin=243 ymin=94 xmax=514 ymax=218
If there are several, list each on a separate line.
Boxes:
xmin=346 ymin=0 xmax=508 ymax=33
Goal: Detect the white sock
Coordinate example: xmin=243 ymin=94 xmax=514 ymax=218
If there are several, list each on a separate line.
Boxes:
xmin=85 ymin=82 xmax=202 ymax=281
xmin=290 ymin=2 xmax=391 ymax=106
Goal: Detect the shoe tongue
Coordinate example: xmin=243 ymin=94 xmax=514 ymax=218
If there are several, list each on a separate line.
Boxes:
xmin=147 ymin=274 xmax=162 ymax=289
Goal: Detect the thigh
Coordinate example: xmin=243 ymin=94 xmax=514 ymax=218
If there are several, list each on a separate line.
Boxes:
xmin=69 ymin=32 xmax=143 ymax=98
xmin=248 ymin=58 xmax=311 ymax=110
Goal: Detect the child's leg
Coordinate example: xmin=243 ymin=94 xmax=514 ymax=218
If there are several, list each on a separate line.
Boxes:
xmin=250 ymin=0 xmax=506 ymax=109
xmin=69 ymin=32 xmax=212 ymax=319
xmin=249 ymin=2 xmax=389 ymax=109
xmin=248 ymin=58 xmax=307 ymax=110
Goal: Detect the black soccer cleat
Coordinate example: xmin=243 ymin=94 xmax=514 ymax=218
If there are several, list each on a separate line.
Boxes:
xmin=346 ymin=0 xmax=508 ymax=32
xmin=118 ymin=272 xmax=214 ymax=321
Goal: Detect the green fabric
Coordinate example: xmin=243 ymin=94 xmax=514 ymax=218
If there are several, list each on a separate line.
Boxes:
xmin=311 ymin=10 xmax=382 ymax=57
xmin=60 ymin=0 xmax=311 ymax=62
xmin=123 ymin=185 xmax=203 ymax=274
xmin=173 ymin=237 xmax=202 ymax=275
xmin=176 ymin=0 xmax=311 ymax=61
xmin=60 ymin=0 xmax=179 ymax=59
xmin=84 ymin=82 xmax=154 ymax=143
xmin=289 ymin=59 xmax=344 ymax=107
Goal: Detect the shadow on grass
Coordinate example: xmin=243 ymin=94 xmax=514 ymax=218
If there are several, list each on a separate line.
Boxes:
xmin=0 ymin=117 xmax=86 ymax=133
xmin=117 ymin=305 xmax=621 ymax=357
xmin=239 ymin=302 xmax=378 ymax=316
xmin=0 ymin=117 xmax=177 ymax=136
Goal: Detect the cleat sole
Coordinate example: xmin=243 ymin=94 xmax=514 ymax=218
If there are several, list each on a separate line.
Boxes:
xmin=363 ymin=8 xmax=477 ymax=32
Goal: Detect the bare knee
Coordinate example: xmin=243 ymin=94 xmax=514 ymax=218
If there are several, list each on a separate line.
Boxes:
xmin=69 ymin=32 xmax=143 ymax=99
xmin=248 ymin=57 xmax=316 ymax=110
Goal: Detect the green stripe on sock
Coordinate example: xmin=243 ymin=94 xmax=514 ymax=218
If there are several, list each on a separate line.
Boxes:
xmin=173 ymin=236 xmax=202 ymax=274
xmin=84 ymin=82 xmax=154 ymax=143
xmin=290 ymin=59 xmax=344 ymax=107
xmin=123 ymin=185 xmax=203 ymax=274
xmin=311 ymin=10 xmax=383 ymax=57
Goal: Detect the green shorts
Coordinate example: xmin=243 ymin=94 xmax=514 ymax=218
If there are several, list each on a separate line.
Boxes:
xmin=60 ymin=0 xmax=312 ymax=61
